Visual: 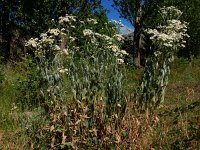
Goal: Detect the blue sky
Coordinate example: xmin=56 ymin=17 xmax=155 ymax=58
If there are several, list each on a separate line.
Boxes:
xmin=101 ymin=0 xmax=134 ymax=34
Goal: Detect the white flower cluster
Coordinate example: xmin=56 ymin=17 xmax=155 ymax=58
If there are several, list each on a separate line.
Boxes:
xmin=110 ymin=19 xmax=133 ymax=35
xmin=110 ymin=19 xmax=124 ymax=27
xmin=160 ymin=6 xmax=182 ymax=18
xmin=107 ymin=45 xmax=128 ymax=64
xmin=48 ymin=28 xmax=60 ymax=36
xmin=113 ymin=34 xmax=124 ymax=42
xmin=26 ymin=28 xmax=68 ymax=57
xmin=166 ymin=19 xmax=187 ymax=31
xmin=58 ymin=67 xmax=68 ymax=74
xmin=82 ymin=28 xmax=127 ymax=63
xmin=83 ymin=29 xmax=114 ymax=44
xmin=59 ymin=15 xmax=98 ymax=27
xmin=69 ymin=36 xmax=76 ymax=42
xmin=87 ymin=18 xmax=98 ymax=24
xmin=27 ymin=13 xmax=127 ymax=64
xmin=146 ymin=7 xmax=189 ymax=48
xmin=106 ymin=39 xmax=128 ymax=64
xmin=58 ymin=14 xmax=76 ymax=24
xmin=83 ymin=29 xmax=124 ymax=42
xmin=83 ymin=29 xmax=93 ymax=36
xmin=25 ymin=38 xmax=38 ymax=48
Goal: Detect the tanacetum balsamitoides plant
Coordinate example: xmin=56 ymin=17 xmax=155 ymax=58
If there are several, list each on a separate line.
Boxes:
xmin=25 ymin=14 xmax=128 ymax=149
xmin=138 ymin=6 xmax=189 ymax=111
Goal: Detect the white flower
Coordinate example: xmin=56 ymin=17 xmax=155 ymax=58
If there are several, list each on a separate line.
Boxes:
xmin=41 ymin=37 xmax=54 ymax=44
xmin=117 ymin=103 xmax=121 ymax=107
xmin=111 ymin=19 xmax=125 ymax=27
xmin=40 ymin=33 xmax=47 ymax=38
xmin=160 ymin=6 xmax=182 ymax=18
xmin=66 ymin=15 xmax=76 ymax=21
xmin=55 ymin=45 xmax=60 ymax=51
xmin=69 ymin=36 xmax=75 ymax=42
xmin=114 ymin=34 xmax=124 ymax=41
xmin=154 ymin=51 xmax=161 ymax=57
xmin=181 ymin=44 xmax=185 ymax=48
xmin=102 ymin=35 xmax=112 ymax=41
xmin=63 ymin=49 xmax=69 ymax=55
xmin=91 ymin=38 xmax=96 ymax=44
xmin=58 ymin=15 xmax=76 ymax=24
xmin=80 ymin=20 xmax=85 ymax=24
xmin=108 ymin=45 xmax=119 ymax=53
xmin=146 ymin=11 xmax=188 ymax=49
xmin=83 ymin=29 xmax=93 ymax=36
xmin=59 ymin=68 xmax=68 ymax=73
xmin=48 ymin=28 xmax=60 ymax=36
xmin=25 ymin=38 xmax=38 ymax=48
xmin=94 ymin=33 xmax=102 ymax=37
xmin=117 ymin=58 xmax=124 ymax=64
xmin=120 ymin=50 xmax=128 ymax=55
xmin=87 ymin=18 xmax=98 ymax=24
xmin=163 ymin=43 xmax=173 ymax=47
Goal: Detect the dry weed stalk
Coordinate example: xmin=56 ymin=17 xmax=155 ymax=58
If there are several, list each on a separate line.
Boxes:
xmin=29 ymin=95 xmax=159 ymax=149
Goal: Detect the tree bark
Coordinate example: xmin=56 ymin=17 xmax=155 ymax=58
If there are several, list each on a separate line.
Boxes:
xmin=133 ymin=0 xmax=142 ymax=67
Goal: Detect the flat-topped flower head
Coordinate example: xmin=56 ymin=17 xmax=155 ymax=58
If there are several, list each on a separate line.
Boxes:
xmin=113 ymin=34 xmax=124 ymax=42
xmin=87 ymin=18 xmax=98 ymax=24
xmin=110 ymin=20 xmax=125 ymax=28
xmin=58 ymin=14 xmax=76 ymax=24
xmin=146 ymin=6 xmax=189 ymax=49
xmin=25 ymin=38 xmax=38 ymax=48
xmin=160 ymin=6 xmax=183 ymax=19
xmin=83 ymin=29 xmax=93 ymax=36
xmin=48 ymin=28 xmax=60 ymax=36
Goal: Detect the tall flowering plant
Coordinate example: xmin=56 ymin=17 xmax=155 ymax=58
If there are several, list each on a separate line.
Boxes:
xmin=138 ymin=6 xmax=189 ymax=111
xmin=25 ymin=14 xmax=129 ymax=148
xmin=26 ymin=15 xmax=127 ymax=111
xmin=58 ymin=15 xmax=127 ymax=115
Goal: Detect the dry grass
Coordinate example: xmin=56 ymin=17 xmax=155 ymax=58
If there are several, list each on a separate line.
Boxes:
xmin=0 ymin=58 xmax=200 ymax=149
xmin=0 ymin=130 xmax=30 ymax=150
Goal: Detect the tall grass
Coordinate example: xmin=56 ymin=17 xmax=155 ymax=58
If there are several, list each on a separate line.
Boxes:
xmin=0 ymin=63 xmax=21 ymax=130
xmin=0 ymin=63 xmax=31 ymax=149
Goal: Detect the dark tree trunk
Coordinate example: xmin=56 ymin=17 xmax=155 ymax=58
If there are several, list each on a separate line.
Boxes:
xmin=1 ymin=0 xmax=11 ymax=63
xmin=133 ymin=0 xmax=142 ymax=67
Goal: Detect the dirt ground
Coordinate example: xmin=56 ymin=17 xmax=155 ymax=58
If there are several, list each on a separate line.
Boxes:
xmin=0 ymin=130 xmax=3 ymax=145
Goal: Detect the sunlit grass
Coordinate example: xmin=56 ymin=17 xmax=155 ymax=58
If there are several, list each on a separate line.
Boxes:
xmin=0 ymin=64 xmax=22 ymax=130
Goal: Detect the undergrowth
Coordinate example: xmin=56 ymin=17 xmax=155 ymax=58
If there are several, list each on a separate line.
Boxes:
xmin=0 ymin=58 xmax=200 ymax=149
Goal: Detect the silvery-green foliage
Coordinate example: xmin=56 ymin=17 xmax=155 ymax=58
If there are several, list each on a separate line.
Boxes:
xmin=138 ymin=6 xmax=189 ymax=110
xmin=25 ymin=15 xmax=127 ymax=148
xmin=26 ymin=28 xmax=68 ymax=111
xmin=64 ymin=17 xmax=126 ymax=117
xmin=26 ymin=14 xmax=127 ymax=115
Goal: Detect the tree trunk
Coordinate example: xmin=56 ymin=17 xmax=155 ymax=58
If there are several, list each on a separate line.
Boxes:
xmin=1 ymin=0 xmax=11 ymax=63
xmin=133 ymin=0 xmax=142 ymax=67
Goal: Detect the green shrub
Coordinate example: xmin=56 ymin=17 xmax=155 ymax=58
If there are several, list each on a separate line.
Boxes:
xmin=16 ymin=56 xmax=43 ymax=110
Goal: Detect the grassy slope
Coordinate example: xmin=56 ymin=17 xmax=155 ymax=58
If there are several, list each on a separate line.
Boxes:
xmin=0 ymin=63 xmax=30 ymax=149
xmin=153 ymin=58 xmax=200 ymax=149
xmin=0 ymin=58 xmax=200 ymax=149
xmin=122 ymin=58 xmax=200 ymax=149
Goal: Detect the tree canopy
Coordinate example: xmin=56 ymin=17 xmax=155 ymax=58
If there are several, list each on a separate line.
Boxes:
xmin=0 ymin=0 xmax=104 ymax=62
xmin=113 ymin=0 xmax=200 ymax=59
